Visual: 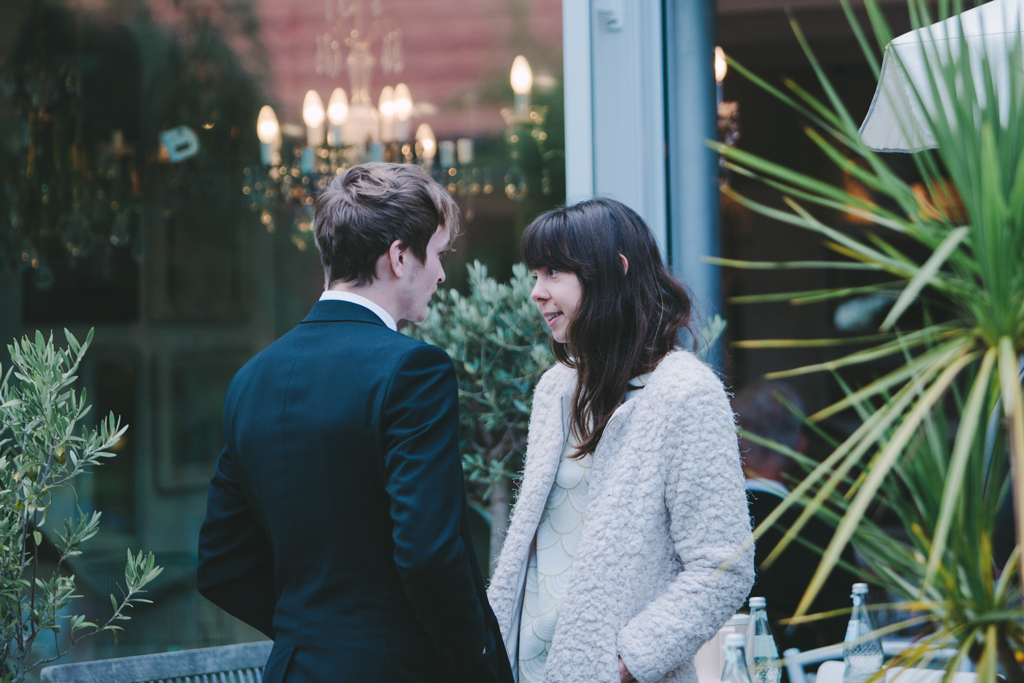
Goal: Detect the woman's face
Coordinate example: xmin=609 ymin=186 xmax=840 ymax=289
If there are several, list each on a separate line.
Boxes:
xmin=530 ymin=267 xmax=582 ymax=344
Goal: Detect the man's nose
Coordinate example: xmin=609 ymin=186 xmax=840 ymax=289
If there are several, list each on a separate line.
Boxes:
xmin=438 ymin=266 xmax=446 ymax=284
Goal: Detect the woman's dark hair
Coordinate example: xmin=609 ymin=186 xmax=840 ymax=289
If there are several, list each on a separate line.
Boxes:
xmin=521 ymin=197 xmax=696 ymax=458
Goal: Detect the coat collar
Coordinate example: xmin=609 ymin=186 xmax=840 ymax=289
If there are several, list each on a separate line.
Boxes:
xmin=299 ymin=300 xmax=389 ymax=327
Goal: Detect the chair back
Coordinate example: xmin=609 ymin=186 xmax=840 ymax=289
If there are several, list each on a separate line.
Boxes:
xmin=39 ymin=640 xmax=273 ymax=683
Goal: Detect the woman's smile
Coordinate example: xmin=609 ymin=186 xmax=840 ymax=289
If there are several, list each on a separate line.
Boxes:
xmin=543 ymin=311 xmax=563 ymax=325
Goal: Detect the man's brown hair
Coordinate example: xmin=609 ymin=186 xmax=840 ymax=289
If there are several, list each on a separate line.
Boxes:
xmin=313 ymin=162 xmax=459 ymax=287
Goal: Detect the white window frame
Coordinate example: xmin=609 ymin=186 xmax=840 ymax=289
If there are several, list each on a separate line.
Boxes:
xmin=562 ymin=0 xmax=721 ymax=347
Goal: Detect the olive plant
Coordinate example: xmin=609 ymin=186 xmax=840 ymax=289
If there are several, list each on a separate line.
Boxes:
xmin=0 ymin=330 xmax=161 ymax=681
xmin=410 ymin=262 xmax=553 ymax=571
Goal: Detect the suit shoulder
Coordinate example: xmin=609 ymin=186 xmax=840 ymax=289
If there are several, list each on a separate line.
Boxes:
xmin=393 ymin=337 xmax=454 ymax=369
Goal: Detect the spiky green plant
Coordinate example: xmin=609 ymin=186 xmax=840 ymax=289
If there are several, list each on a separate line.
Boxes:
xmin=712 ymin=0 xmax=1024 ymax=678
xmin=745 ymin=366 xmax=1021 ymax=681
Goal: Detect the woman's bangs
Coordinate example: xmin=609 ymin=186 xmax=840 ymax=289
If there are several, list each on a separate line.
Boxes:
xmin=521 ymin=212 xmax=579 ymax=273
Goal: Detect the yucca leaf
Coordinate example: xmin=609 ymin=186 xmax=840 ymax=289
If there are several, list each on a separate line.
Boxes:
xmin=861 ymin=0 xmax=894 ymax=53
xmin=978 ymin=625 xmax=999 ymax=683
xmin=922 ymin=347 xmax=996 ymax=593
xmin=997 ymin=337 xmax=1024 ymax=565
xmin=783 ymin=197 xmax=922 ymax=276
xmin=723 ymin=160 xmax=914 ymax=231
xmin=794 ymin=350 xmax=977 ymax=615
xmin=704 ymin=256 xmax=882 ymax=271
xmin=881 ymin=226 xmax=969 ymax=330
xmin=807 ymin=340 xmax=965 ymax=422
xmin=804 ymin=127 xmax=891 ymax=195
xmin=759 ymin=351 xmax=953 ymax=567
xmin=729 ymin=281 xmax=901 ymax=306
xmin=863 ymin=234 xmax=920 ymax=266
xmin=994 ymin=546 xmax=1020 ymax=601
xmin=715 ymin=146 xmax=878 ymax=213
xmin=840 ymin=0 xmax=881 ymax=77
xmin=765 ymin=327 xmax=958 ymax=382
xmin=788 ymin=16 xmax=859 ymax=134
xmin=722 ymin=55 xmax=846 ymax=141
xmin=732 ymin=333 xmax=895 ymax=349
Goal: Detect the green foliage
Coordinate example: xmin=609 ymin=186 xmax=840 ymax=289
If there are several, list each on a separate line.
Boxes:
xmin=717 ymin=0 xmax=1024 ymax=680
xmin=0 ymin=330 xmax=162 ymax=681
xmin=751 ymin=369 xmax=1020 ymax=677
xmin=409 ymin=262 xmax=554 ymax=513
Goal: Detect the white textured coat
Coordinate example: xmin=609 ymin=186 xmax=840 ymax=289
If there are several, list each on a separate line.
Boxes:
xmin=487 ymin=351 xmax=755 ymax=683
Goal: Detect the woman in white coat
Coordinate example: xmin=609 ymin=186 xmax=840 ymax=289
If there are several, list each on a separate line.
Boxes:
xmin=487 ymin=198 xmax=754 ymax=683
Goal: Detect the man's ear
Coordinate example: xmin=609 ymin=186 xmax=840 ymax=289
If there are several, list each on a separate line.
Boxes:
xmin=387 ymin=239 xmax=406 ymax=278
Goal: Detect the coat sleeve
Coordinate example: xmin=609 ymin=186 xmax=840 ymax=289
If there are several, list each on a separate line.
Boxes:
xmin=197 ymin=442 xmax=277 ymax=639
xmin=616 ymin=371 xmax=755 ymax=683
xmin=381 ymin=343 xmax=488 ymax=676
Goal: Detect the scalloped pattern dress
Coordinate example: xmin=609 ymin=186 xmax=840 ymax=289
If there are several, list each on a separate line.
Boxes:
xmin=517 ymin=377 xmax=649 ymax=683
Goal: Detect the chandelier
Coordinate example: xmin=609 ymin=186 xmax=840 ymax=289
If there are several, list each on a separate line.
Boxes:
xmin=249 ymin=36 xmax=557 ymax=249
xmin=247 ymin=0 xmax=462 ymax=249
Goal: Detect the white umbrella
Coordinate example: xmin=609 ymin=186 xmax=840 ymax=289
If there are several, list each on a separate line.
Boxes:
xmin=859 ymin=0 xmax=1024 ymax=152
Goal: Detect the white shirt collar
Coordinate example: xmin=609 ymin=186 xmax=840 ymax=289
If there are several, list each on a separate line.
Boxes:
xmin=319 ymin=290 xmax=398 ymax=331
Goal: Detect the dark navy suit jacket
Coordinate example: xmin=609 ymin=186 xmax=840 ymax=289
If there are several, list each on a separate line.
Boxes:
xmin=198 ymin=301 xmax=513 ymax=683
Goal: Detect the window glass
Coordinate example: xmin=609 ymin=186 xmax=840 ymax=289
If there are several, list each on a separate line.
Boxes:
xmin=0 ymin=0 xmax=564 ymax=655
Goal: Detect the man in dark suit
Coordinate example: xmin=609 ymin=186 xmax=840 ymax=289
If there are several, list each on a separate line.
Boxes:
xmin=198 ymin=163 xmax=513 ymax=683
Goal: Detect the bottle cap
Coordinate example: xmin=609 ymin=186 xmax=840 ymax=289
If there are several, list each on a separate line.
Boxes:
xmin=748 ymin=597 xmax=766 ymax=608
xmin=725 ymin=633 xmax=747 ymax=647
xmin=728 ymin=614 xmax=750 ymax=626
xmin=852 ymin=583 xmax=869 ymax=594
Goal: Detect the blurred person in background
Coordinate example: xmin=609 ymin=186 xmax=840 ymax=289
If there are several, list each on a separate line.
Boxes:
xmin=734 ymin=380 xmax=857 ymax=655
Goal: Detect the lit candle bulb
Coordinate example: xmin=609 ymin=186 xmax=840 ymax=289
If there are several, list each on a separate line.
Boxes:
xmin=327 ymin=88 xmax=348 ymax=147
xmin=302 ymin=90 xmax=325 ymax=148
xmin=715 ymin=46 xmax=727 ymax=106
xmin=511 ymin=55 xmax=533 ymax=117
xmin=256 ymin=105 xmax=281 ymax=165
xmin=393 ymin=83 xmax=412 ymax=142
xmin=378 ymin=86 xmax=395 ymax=143
xmin=457 ymin=138 xmax=473 ymax=165
xmin=416 ymin=123 xmax=436 ymax=168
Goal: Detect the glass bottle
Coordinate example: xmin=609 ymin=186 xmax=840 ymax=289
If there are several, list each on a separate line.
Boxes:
xmin=842 ymin=583 xmax=884 ymax=683
xmin=746 ymin=597 xmax=782 ymax=683
xmin=722 ymin=633 xmax=755 ymax=683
